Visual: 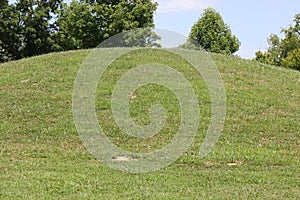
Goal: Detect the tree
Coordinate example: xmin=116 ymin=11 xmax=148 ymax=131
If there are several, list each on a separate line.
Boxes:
xmin=55 ymin=0 xmax=101 ymax=50
xmin=188 ymin=7 xmax=240 ymax=55
xmin=17 ymin=0 xmax=63 ymax=57
xmin=0 ymin=0 xmax=158 ymax=62
xmin=255 ymin=34 xmax=281 ymax=66
xmin=0 ymin=1 xmax=22 ymax=62
xmin=55 ymin=0 xmax=158 ymax=50
xmin=99 ymin=27 xmax=161 ymax=48
xmin=281 ymin=14 xmax=300 ymax=59
xmin=0 ymin=0 xmax=8 ymax=9
xmin=255 ymin=14 xmax=300 ymax=70
xmin=281 ymin=48 xmax=300 ymax=70
xmin=0 ymin=0 xmax=62 ymax=61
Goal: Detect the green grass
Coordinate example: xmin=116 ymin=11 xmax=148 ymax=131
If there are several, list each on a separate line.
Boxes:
xmin=0 ymin=49 xmax=299 ymax=199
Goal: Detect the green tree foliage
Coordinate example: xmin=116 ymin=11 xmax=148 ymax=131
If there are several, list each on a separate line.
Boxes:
xmin=99 ymin=27 xmax=161 ymax=48
xmin=55 ymin=1 xmax=100 ymax=49
xmin=17 ymin=0 xmax=63 ymax=57
xmin=0 ymin=0 xmax=8 ymax=8
xmin=55 ymin=0 xmax=158 ymax=50
xmin=0 ymin=0 xmax=62 ymax=62
xmin=281 ymin=48 xmax=300 ymax=70
xmin=255 ymin=34 xmax=281 ymax=66
xmin=188 ymin=7 xmax=240 ymax=55
xmin=0 ymin=1 xmax=22 ymax=62
xmin=0 ymin=0 xmax=158 ymax=62
xmin=255 ymin=14 xmax=300 ymax=70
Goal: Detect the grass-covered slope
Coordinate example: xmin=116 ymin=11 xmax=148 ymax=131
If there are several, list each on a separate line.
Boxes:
xmin=0 ymin=49 xmax=299 ymax=199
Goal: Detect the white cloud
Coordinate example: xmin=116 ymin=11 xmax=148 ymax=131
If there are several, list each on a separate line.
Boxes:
xmin=155 ymin=0 xmax=217 ymax=13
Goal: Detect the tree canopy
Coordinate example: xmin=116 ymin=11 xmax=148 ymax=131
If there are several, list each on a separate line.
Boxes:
xmin=0 ymin=0 xmax=158 ymax=62
xmin=255 ymin=14 xmax=300 ymax=71
xmin=55 ymin=0 xmax=158 ymax=50
xmin=188 ymin=8 xmax=240 ymax=55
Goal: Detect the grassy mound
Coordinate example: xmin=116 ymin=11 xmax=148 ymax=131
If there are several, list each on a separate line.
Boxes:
xmin=0 ymin=49 xmax=299 ymax=199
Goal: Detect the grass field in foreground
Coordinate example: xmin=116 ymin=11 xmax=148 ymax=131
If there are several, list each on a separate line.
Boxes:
xmin=0 ymin=49 xmax=299 ymax=199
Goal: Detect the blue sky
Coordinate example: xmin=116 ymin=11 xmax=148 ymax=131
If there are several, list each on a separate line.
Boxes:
xmin=155 ymin=0 xmax=300 ymax=58
xmin=9 ymin=0 xmax=300 ymax=58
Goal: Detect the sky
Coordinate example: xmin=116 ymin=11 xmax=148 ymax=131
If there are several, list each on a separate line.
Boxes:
xmin=154 ymin=0 xmax=300 ymax=58
xmin=9 ymin=0 xmax=300 ymax=59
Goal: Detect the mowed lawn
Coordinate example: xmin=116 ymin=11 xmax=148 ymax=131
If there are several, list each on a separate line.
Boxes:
xmin=0 ymin=49 xmax=299 ymax=199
